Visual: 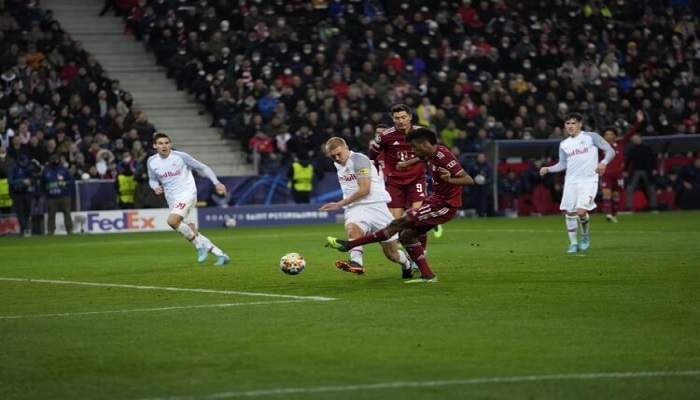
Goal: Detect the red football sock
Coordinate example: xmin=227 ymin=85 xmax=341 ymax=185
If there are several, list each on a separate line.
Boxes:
xmin=347 ymin=228 xmax=391 ymax=249
xmin=612 ymin=196 xmax=620 ymax=216
xmin=603 ymin=197 xmax=612 ymax=215
xmin=403 ymin=242 xmax=435 ymax=278
xmin=418 ymin=233 xmax=428 ymax=250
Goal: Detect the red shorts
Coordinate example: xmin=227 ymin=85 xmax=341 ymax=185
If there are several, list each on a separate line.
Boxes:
xmin=386 ymin=178 xmax=427 ymax=209
xmin=601 ymin=172 xmax=623 ymax=191
xmin=405 ymin=197 xmax=458 ymax=233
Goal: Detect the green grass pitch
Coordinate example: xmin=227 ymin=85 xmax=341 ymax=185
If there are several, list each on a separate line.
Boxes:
xmin=1 ymin=211 xmax=699 ymax=400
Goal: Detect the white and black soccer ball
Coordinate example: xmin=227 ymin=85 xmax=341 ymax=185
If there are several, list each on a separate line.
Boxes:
xmin=474 ymin=174 xmax=486 ymax=185
xmin=279 ymin=252 xmax=306 ymax=275
xmin=224 ymin=218 xmax=237 ymax=228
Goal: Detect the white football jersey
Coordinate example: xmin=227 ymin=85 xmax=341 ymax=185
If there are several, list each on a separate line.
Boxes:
xmin=335 ymin=151 xmax=391 ymax=208
xmin=147 ymin=150 xmax=220 ymax=204
xmin=551 ymin=131 xmax=614 ymax=183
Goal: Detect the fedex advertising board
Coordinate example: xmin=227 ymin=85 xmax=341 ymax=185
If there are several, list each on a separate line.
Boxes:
xmin=48 ymin=209 xmax=178 ymax=235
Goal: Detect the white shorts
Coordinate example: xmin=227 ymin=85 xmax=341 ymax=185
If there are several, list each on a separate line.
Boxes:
xmin=560 ymin=180 xmax=598 ymax=212
xmin=168 ymin=195 xmax=197 ymax=225
xmin=345 ymin=202 xmax=398 ymax=242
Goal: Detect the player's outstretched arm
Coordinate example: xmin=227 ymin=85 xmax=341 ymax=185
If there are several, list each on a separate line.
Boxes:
xmin=179 ymin=151 xmax=222 ymax=186
xmin=619 ymin=110 xmax=645 ymax=144
xmin=397 ymin=156 xmax=423 ymax=171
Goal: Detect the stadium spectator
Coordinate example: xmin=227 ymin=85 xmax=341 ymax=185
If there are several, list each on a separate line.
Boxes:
xmin=0 ymin=158 xmax=10 ymax=215
xmin=521 ymin=158 xmax=555 ymax=215
xmin=498 ymin=167 xmax=522 ymax=216
xmin=468 ymin=152 xmax=494 ymax=217
xmin=0 ymin=119 xmax=15 ymax=149
xmin=625 ymin=134 xmax=658 ymax=212
xmin=677 ymin=157 xmax=700 ymax=210
xmin=115 ymin=162 xmax=136 ymax=209
xmin=247 ymin=129 xmax=275 ymax=174
xmin=131 ymin=112 xmax=157 ymax=147
xmin=656 ymin=167 xmax=682 ymax=211
xmin=98 ymin=0 xmax=117 ymax=17
xmin=1 ymin=0 xmax=698 ymax=216
xmin=287 ymin=153 xmax=318 ymax=205
xmin=41 ymin=153 xmax=74 ymax=235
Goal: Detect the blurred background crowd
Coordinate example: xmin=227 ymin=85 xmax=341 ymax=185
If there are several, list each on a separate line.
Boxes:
xmin=1 ymin=0 xmax=700 ymax=223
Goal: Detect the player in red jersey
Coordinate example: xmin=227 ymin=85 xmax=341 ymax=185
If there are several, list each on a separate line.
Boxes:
xmin=369 ymin=104 xmax=427 ymax=216
xmin=326 ymin=127 xmax=474 ymax=283
xmin=601 ymin=110 xmax=644 ymax=222
xmin=369 ymin=104 xmax=444 ymax=238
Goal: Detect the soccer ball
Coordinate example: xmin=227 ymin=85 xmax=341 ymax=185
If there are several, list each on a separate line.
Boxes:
xmin=474 ymin=174 xmax=486 ymax=185
xmin=279 ymin=252 xmax=306 ymax=275
xmin=224 ymin=218 xmax=237 ymax=228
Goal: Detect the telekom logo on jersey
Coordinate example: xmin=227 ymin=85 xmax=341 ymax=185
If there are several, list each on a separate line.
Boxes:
xmin=566 ymin=147 xmax=589 ymax=158
xmin=159 ymin=170 xmax=182 ymax=179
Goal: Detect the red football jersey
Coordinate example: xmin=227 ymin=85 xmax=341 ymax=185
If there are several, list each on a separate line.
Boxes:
xmin=368 ymin=125 xmax=426 ymax=185
xmin=604 ymin=121 xmax=641 ymax=174
xmin=425 ymin=144 xmax=465 ymax=208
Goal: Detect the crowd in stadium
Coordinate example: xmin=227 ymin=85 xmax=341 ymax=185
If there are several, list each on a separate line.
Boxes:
xmin=1 ymin=0 xmax=700 ymax=218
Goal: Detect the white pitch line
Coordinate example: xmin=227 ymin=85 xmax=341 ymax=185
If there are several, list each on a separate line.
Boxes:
xmin=0 ymin=278 xmax=336 ymax=302
xmin=138 ymin=370 xmax=700 ymax=400
xmin=0 ymin=300 xmax=311 ymax=320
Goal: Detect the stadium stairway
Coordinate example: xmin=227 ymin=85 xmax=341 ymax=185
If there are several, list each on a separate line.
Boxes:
xmin=42 ymin=0 xmax=256 ymax=176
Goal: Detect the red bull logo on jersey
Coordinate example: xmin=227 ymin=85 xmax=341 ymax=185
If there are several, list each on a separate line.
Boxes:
xmin=159 ymin=170 xmax=182 ymax=179
xmin=339 ymin=174 xmax=356 ymax=182
xmin=566 ymin=147 xmax=589 ymax=157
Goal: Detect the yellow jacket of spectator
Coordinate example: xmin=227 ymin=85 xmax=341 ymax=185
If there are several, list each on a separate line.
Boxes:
xmin=584 ymin=4 xmax=612 ymax=18
xmin=290 ymin=162 xmax=313 ymax=192
xmin=117 ymin=174 xmax=137 ymax=204
xmin=417 ymin=104 xmax=437 ymax=128
xmin=0 ymin=178 xmax=12 ymax=208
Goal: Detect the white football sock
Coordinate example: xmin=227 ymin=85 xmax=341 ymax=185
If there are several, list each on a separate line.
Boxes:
xmin=579 ymin=213 xmax=590 ymax=235
xmin=176 ymin=223 xmax=202 ymax=247
xmin=198 ymin=233 xmax=225 ymax=256
xmin=397 ymin=249 xmax=410 ymax=269
xmin=350 ymin=246 xmax=364 ymax=265
xmin=565 ymin=215 xmax=578 ymax=245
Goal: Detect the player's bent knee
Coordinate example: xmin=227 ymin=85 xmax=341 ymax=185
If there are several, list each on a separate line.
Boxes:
xmin=399 ymin=230 xmax=418 ymax=244
xmin=167 ymin=215 xmax=183 ymax=229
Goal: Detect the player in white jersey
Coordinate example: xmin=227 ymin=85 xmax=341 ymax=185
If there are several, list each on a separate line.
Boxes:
xmin=540 ymin=113 xmax=615 ymax=253
xmin=319 ymin=137 xmax=414 ymax=278
xmin=147 ymin=132 xmax=230 ymax=265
